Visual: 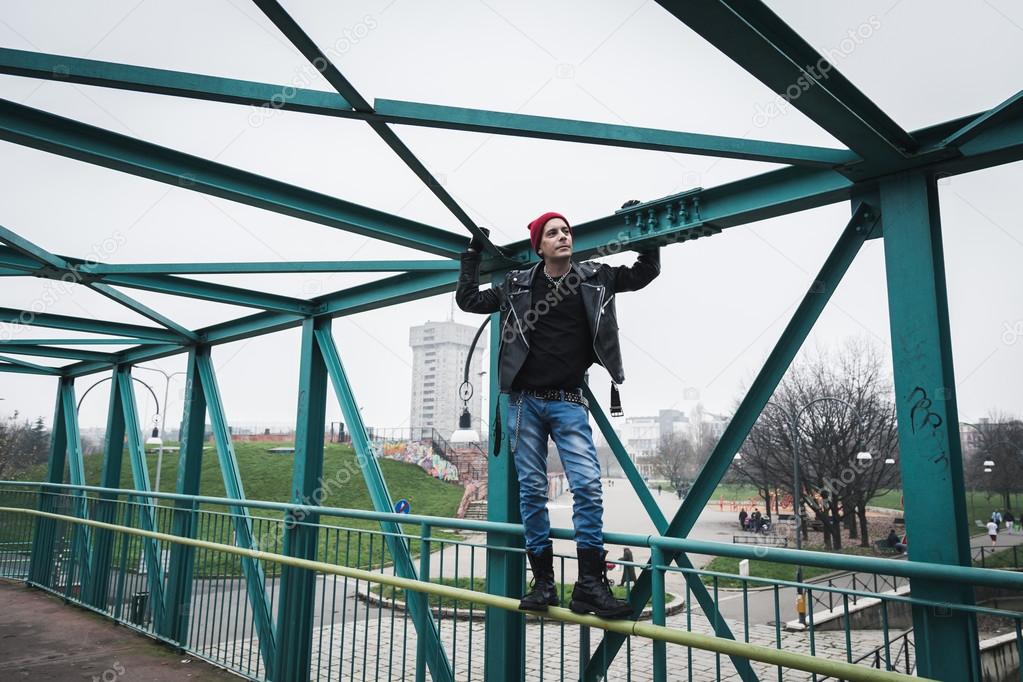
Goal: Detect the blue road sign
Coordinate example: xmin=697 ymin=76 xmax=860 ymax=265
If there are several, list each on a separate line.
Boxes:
xmin=394 ymin=498 xmax=411 ymax=514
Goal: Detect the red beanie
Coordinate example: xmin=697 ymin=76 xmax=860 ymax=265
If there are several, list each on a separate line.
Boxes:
xmin=527 ymin=211 xmax=570 ymax=255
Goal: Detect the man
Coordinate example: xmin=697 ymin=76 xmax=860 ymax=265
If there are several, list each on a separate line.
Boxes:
xmin=456 ymin=207 xmax=660 ymax=619
xmin=987 ymin=519 xmax=999 ymax=547
xmin=1004 ymin=510 xmax=1015 ymax=534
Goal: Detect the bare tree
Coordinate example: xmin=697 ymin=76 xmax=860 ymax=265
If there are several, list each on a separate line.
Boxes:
xmin=964 ymin=415 xmax=1023 ymax=512
xmin=738 ymin=340 xmax=901 ymax=549
xmin=652 ymin=431 xmax=694 ymax=492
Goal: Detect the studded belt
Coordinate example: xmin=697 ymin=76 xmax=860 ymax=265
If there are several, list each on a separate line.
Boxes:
xmin=518 ymin=387 xmax=589 ymax=409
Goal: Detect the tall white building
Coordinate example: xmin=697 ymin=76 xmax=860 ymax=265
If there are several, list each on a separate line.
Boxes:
xmin=409 ymin=320 xmax=486 ymax=440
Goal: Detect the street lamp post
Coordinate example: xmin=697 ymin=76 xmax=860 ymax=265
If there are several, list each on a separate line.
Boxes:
xmin=764 ymin=397 xmax=866 ymax=613
xmin=135 ymin=366 xmax=186 ymax=494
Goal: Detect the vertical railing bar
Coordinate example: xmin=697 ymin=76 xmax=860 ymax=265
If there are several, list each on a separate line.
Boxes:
xmin=651 ymin=546 xmax=666 ymax=682
xmin=560 ymin=554 xmax=566 ymax=682
xmin=713 ymin=574 xmax=721 ymax=680
xmin=807 ymin=585 xmax=817 ymax=682
xmin=774 ymin=584 xmax=782 ymax=682
xmin=416 ymin=523 xmax=431 ymax=682
xmin=370 ymin=531 xmax=382 ymax=682
xmin=843 ymin=593 xmax=852 ymax=663
xmin=340 ymin=530 xmax=352 ymax=678
xmin=350 ymin=530 xmax=361 ymax=682
xmin=880 ymin=598 xmax=892 ymax=670
xmin=468 ymin=544 xmax=475 ymax=682
xmin=453 ymin=542 xmax=460 ymax=677
xmin=388 ymin=528 xmax=398 ymax=682
xmin=686 ymin=573 xmax=693 ymax=682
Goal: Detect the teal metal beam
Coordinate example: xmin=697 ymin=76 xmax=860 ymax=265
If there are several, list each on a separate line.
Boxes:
xmin=585 ymin=202 xmax=877 ymax=678
xmin=0 ymin=354 xmax=60 ymax=374
xmin=0 ymin=98 xmax=466 ymax=258
xmin=582 ymin=382 xmax=758 ymax=682
xmin=0 ymin=306 xmax=186 ymax=343
xmin=99 ymin=273 xmax=314 ymax=315
xmin=0 ymin=338 xmax=167 ymax=345
xmin=28 ymin=379 xmax=69 ymax=586
xmin=88 ymin=282 xmax=197 ymax=341
xmin=0 ymin=362 xmax=56 ymax=375
xmin=0 ymin=46 xmax=352 ymax=113
xmin=0 ymin=344 xmax=117 ymax=363
xmin=483 ymin=309 xmax=525 ymax=682
xmin=84 ymin=369 xmax=127 ymax=610
xmin=943 ymin=89 xmax=1023 ymax=147
xmin=273 ymin=317 xmax=329 ymax=681
xmin=51 ymin=106 xmax=1023 ymax=380
xmin=0 ymin=47 xmax=857 ymax=171
xmin=0 ymin=242 xmax=313 ymax=316
xmin=159 ymin=348 xmax=207 ymax=644
xmin=84 ymin=259 xmax=462 ymax=275
xmin=374 ymin=98 xmax=856 ymax=168
xmin=652 ymin=1 xmax=914 ymax=165
xmin=0 ymin=229 xmax=196 ymax=340
xmin=879 ymin=172 xmax=979 ymax=680
xmin=315 ymin=323 xmax=455 ymax=682
xmin=115 ymin=365 xmax=166 ymax=626
xmin=193 ymin=347 xmax=276 ymax=670
xmin=251 ymin=0 xmax=500 ymax=258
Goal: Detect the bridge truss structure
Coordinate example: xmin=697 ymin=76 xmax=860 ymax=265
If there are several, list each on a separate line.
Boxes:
xmin=0 ymin=2 xmax=1021 ymax=681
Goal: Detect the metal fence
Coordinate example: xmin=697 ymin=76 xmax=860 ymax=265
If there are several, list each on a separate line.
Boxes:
xmin=1 ymin=482 xmax=1021 ymax=681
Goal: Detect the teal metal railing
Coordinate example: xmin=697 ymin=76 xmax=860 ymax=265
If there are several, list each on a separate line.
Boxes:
xmin=1 ymin=481 xmax=1020 ymax=681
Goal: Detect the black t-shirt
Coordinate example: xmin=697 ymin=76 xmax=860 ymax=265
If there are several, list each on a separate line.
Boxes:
xmin=511 ymin=270 xmax=593 ymax=391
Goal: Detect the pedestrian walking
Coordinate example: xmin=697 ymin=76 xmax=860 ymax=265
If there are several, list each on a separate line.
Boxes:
xmin=1004 ymin=510 xmax=1015 ymax=534
xmin=987 ymin=519 xmax=999 ymax=547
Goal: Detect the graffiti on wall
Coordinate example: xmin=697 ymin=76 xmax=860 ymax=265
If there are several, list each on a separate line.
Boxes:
xmin=376 ymin=440 xmax=460 ymax=482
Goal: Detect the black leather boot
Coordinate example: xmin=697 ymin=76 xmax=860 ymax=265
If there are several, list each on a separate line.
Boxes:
xmin=570 ymin=547 xmax=632 ymax=619
xmin=519 ymin=546 xmax=559 ymax=611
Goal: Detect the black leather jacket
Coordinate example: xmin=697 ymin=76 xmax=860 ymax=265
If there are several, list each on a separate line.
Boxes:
xmin=456 ymin=249 xmax=660 ymax=391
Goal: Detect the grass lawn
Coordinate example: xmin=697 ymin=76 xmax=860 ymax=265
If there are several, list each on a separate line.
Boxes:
xmin=699 ymin=556 xmax=835 ymax=588
xmin=973 ymin=544 xmax=1023 ymax=570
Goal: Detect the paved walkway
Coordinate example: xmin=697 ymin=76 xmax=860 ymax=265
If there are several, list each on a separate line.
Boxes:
xmin=0 ymin=580 xmax=238 ymax=681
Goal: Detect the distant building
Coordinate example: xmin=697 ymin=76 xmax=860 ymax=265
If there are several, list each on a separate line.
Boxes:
xmin=616 ymin=406 xmax=728 ymax=478
xmin=409 ymin=320 xmax=486 ymax=441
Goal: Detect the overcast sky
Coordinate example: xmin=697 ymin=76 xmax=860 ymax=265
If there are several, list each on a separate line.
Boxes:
xmin=0 ymin=0 xmax=1020 ymax=438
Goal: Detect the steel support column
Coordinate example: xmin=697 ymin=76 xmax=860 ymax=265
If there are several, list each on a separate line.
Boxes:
xmin=272 ymin=318 xmax=329 ymax=681
xmin=194 ymin=347 xmax=277 ymax=670
xmin=879 ymin=172 xmax=979 ymax=680
xmin=159 ymin=348 xmax=207 ymax=643
xmin=483 ymin=310 xmax=526 ymax=682
xmin=585 ymin=202 xmax=877 ymax=677
xmin=84 ymin=371 xmax=127 ymax=610
xmin=28 ymin=378 xmax=70 ymax=586
xmin=116 ymin=365 xmax=166 ymax=625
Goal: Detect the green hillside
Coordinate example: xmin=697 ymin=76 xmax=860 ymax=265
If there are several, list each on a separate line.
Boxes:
xmin=8 ymin=441 xmax=465 ymax=574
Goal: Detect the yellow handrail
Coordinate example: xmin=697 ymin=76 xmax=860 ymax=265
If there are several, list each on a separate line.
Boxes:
xmin=2 ymin=507 xmax=930 ymax=682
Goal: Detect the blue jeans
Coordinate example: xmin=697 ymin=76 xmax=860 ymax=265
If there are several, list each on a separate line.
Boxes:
xmin=508 ymin=392 xmax=604 ymax=554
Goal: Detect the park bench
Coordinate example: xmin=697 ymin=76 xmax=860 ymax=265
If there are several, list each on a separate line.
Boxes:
xmin=733 ymin=535 xmax=788 ymax=548
xmin=873 ymin=539 xmax=898 ymax=555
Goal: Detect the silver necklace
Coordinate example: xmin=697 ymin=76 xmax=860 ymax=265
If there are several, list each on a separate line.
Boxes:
xmin=543 ymin=268 xmax=568 ymax=289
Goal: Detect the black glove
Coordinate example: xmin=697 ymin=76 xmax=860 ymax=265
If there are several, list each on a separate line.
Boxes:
xmin=621 ymin=199 xmax=641 ymax=209
xmin=468 ymin=227 xmax=491 ymax=253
